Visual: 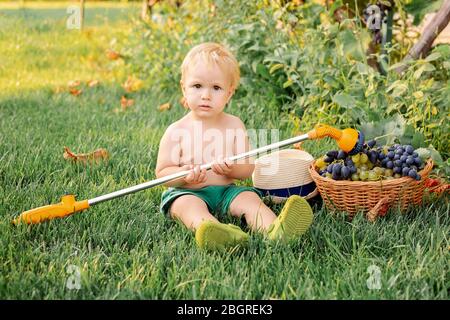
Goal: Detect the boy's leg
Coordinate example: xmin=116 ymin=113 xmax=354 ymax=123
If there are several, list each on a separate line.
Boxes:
xmin=169 ymin=195 xmax=218 ymax=231
xmin=229 ymin=192 xmax=313 ymax=242
xmin=170 ymin=194 xmax=249 ymax=250
xmin=228 ymin=191 xmax=277 ymax=232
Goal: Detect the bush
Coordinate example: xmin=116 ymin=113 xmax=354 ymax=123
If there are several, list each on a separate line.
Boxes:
xmin=120 ymin=0 xmax=449 ymax=158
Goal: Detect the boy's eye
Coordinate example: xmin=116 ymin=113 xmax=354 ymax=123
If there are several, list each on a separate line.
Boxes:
xmin=213 ymin=85 xmax=222 ymax=90
xmin=193 ymin=84 xmax=201 ymax=89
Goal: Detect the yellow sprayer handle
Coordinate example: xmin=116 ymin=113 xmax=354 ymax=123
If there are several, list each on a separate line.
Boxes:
xmin=12 ymin=195 xmax=89 ymax=225
xmin=307 ymin=124 xmax=359 ymax=153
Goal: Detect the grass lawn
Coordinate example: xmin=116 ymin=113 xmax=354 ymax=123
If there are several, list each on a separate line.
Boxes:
xmin=0 ymin=3 xmax=448 ymax=299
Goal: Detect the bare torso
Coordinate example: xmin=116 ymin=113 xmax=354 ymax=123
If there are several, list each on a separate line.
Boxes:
xmin=174 ymin=112 xmax=240 ymax=189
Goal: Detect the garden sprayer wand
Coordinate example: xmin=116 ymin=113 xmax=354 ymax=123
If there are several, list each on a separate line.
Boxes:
xmin=12 ymin=124 xmax=364 ymax=225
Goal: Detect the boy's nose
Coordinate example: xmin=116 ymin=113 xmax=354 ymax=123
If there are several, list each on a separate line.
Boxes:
xmin=201 ymin=89 xmax=211 ymax=100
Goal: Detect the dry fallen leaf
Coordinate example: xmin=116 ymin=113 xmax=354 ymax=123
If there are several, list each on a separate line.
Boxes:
xmin=88 ymin=79 xmax=99 ymax=87
xmin=158 ymin=103 xmax=171 ymax=111
xmin=69 ymin=88 xmax=82 ymax=96
xmin=121 ymin=96 xmax=134 ymax=111
xmin=63 ymin=146 xmax=109 ymax=164
xmin=122 ymin=76 xmax=143 ymax=92
xmin=106 ymin=49 xmax=122 ymax=60
xmin=68 ymin=80 xmax=81 ymax=88
xmin=293 ymin=141 xmax=303 ymax=150
xmin=367 ymin=197 xmax=391 ymax=222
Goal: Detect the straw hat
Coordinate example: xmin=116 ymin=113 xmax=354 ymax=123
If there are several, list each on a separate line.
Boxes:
xmin=252 ymin=149 xmax=317 ymax=203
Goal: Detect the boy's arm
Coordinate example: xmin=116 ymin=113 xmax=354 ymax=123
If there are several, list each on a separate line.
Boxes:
xmin=226 ymin=119 xmax=255 ymax=180
xmin=155 ymin=125 xmax=189 ymax=187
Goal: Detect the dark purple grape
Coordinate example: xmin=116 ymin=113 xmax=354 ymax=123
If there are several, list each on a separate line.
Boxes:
xmin=378 ymin=152 xmax=386 ymax=160
xmin=394 ymin=160 xmax=402 ymax=167
xmin=405 ymin=145 xmax=414 ymax=154
xmin=414 ymin=157 xmax=422 ymax=166
xmin=324 ymin=156 xmax=334 ymax=163
xmin=337 ymin=150 xmax=346 ymax=160
xmin=408 ymin=169 xmax=417 ymax=179
xmin=327 ymin=164 xmax=334 ymax=173
xmin=369 ymin=151 xmax=378 ymax=163
xmin=326 ymin=150 xmax=338 ymax=158
xmin=349 ymin=165 xmax=357 ymax=174
xmin=400 ymin=155 xmax=407 ymax=162
xmin=345 ymin=159 xmax=355 ymax=167
xmin=393 ymin=166 xmax=402 ymax=174
xmin=319 ymin=169 xmax=325 ymax=175
xmin=381 ymin=158 xmax=389 ymax=166
xmin=406 ymin=157 xmax=414 ymax=165
xmin=386 ymin=161 xmax=394 ymax=169
xmin=412 ymin=152 xmax=419 ymax=158
xmin=367 ymin=140 xmax=376 ymax=148
xmin=332 ymin=172 xmax=340 ymax=180
xmin=341 ymin=166 xmax=350 ymax=179
xmin=402 ymin=167 xmax=410 ymax=176
xmin=332 ymin=163 xmax=342 ymax=175
xmin=394 ymin=154 xmax=401 ymax=160
xmin=395 ymin=148 xmax=404 ymax=155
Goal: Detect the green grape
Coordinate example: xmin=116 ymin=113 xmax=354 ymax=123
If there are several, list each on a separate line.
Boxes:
xmin=368 ymin=170 xmax=380 ymax=181
xmin=394 ymin=173 xmax=402 ymax=179
xmin=360 ymin=164 xmax=369 ymax=171
xmin=373 ymin=167 xmax=383 ymax=175
xmin=315 ymin=157 xmax=326 ymax=168
xmin=325 ymin=173 xmax=332 ymax=179
xmin=351 ymin=154 xmax=361 ymax=164
xmin=360 ymin=171 xmax=369 ymax=181
xmin=367 ymin=162 xmax=374 ymax=170
xmin=385 ymin=169 xmax=393 ymax=177
xmin=360 ymin=153 xmax=368 ymax=164
xmin=351 ymin=173 xmax=360 ymax=181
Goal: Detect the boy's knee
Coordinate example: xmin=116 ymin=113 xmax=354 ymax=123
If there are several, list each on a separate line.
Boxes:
xmin=230 ymin=191 xmax=262 ymax=213
xmin=170 ymin=194 xmax=207 ymax=216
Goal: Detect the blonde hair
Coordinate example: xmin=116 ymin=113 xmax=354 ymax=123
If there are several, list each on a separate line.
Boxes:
xmin=181 ymin=42 xmax=240 ymax=90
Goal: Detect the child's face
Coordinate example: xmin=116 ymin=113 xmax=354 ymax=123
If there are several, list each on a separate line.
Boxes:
xmin=181 ymin=61 xmax=234 ymax=119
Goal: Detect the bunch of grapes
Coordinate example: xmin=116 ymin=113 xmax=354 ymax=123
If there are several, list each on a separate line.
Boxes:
xmin=315 ymin=140 xmax=424 ymax=182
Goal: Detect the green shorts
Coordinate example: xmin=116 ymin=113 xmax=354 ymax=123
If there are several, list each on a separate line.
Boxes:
xmin=160 ymin=184 xmax=263 ymax=217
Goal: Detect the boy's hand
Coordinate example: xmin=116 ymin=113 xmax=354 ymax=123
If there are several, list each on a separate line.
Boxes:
xmin=183 ymin=164 xmax=207 ymax=184
xmin=211 ymin=155 xmax=233 ymax=176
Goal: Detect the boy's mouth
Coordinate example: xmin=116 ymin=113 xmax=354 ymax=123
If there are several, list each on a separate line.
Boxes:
xmin=199 ymin=105 xmax=212 ymax=110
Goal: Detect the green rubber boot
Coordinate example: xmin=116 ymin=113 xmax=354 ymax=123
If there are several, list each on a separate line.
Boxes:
xmin=268 ymin=195 xmax=313 ymax=242
xmin=195 ymin=221 xmax=250 ymax=251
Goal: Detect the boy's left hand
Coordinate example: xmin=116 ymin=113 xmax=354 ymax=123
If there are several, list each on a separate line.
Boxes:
xmin=211 ymin=155 xmax=233 ymax=176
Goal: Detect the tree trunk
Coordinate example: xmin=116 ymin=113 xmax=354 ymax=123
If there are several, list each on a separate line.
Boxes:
xmin=80 ymin=0 xmax=85 ymax=30
xmin=141 ymin=0 xmax=150 ymax=20
xmin=395 ymin=0 xmax=450 ymax=75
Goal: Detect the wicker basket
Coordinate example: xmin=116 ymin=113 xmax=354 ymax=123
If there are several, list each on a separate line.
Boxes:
xmin=308 ymin=158 xmax=433 ymax=216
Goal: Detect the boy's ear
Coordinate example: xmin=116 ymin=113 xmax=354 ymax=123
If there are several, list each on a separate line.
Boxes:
xmin=180 ymin=80 xmax=185 ymax=95
xmin=227 ymin=87 xmax=235 ymax=102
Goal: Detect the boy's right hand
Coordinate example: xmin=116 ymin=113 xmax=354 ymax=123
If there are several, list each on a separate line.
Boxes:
xmin=183 ymin=164 xmax=207 ymax=184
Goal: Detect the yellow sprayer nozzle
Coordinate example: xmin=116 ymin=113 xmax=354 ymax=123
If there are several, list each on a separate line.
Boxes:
xmin=307 ymin=124 xmax=361 ymax=154
xmin=12 ymin=195 xmax=89 ymax=225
